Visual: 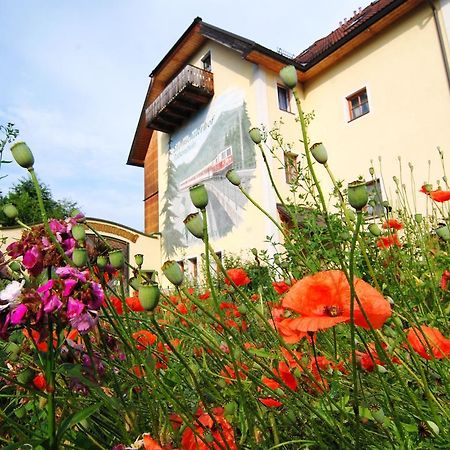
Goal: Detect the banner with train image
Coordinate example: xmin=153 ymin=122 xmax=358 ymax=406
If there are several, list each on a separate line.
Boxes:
xmin=161 ymin=89 xmax=256 ymax=256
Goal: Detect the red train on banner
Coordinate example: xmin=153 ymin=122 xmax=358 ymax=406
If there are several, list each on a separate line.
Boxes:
xmin=179 ymin=146 xmax=233 ymax=191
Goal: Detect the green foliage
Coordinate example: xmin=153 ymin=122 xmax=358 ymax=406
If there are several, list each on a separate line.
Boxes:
xmin=0 ymin=177 xmax=78 ymax=225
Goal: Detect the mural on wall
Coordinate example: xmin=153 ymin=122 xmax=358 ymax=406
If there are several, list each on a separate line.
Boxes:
xmin=161 ymin=89 xmax=256 ymax=256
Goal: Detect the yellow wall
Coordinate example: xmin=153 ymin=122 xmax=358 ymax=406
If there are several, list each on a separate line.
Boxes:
xmin=303 ymin=4 xmax=450 ymax=212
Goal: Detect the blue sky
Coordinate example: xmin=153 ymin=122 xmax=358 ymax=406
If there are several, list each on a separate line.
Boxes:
xmin=0 ymin=0 xmax=365 ymax=231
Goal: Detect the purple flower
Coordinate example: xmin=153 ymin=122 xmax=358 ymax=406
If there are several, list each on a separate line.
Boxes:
xmin=67 ymin=298 xmax=85 ymax=319
xmin=23 ymin=246 xmax=40 ymax=269
xmin=70 ymin=312 xmax=98 ymax=334
xmin=56 ymin=267 xmax=87 ymax=283
xmin=63 ymin=278 xmax=77 ymax=297
xmin=43 ymin=294 xmax=63 ymax=314
xmin=10 ymin=304 xmax=28 ymax=325
xmin=89 ymin=282 xmax=104 ymax=310
xmin=37 ymin=279 xmax=54 ymax=294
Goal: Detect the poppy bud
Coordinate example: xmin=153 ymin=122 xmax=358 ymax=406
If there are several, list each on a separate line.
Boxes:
xmin=72 ymin=248 xmax=88 ymax=267
xmin=189 ymin=184 xmax=208 ymax=209
xmin=368 ymin=223 xmax=382 ymax=236
xmin=109 ymin=250 xmax=124 ymax=269
xmin=249 ymin=127 xmax=262 ymax=144
xmin=348 ymin=180 xmax=368 ymax=210
xmin=138 ymin=284 xmax=160 ymax=311
xmin=162 ymin=260 xmax=184 ymax=286
xmin=3 ymin=203 xmax=18 ymax=219
xmin=184 ymin=213 xmax=204 ymax=239
xmin=369 ymin=166 xmax=375 ymax=176
xmin=310 ymin=143 xmax=328 ymax=164
xmin=71 ymin=224 xmax=86 ymax=242
xmin=422 ymin=183 xmax=433 ymax=193
xmin=279 ymin=65 xmax=297 ymax=89
xmin=414 ymin=213 xmax=423 ymax=224
xmin=10 ymin=142 xmax=34 ymax=169
xmin=370 ymin=405 xmax=385 ymax=424
xmin=436 ymin=225 xmax=450 ymax=241
xmin=97 ymin=255 xmax=108 ymax=269
xmin=134 ymin=254 xmax=144 ymax=267
xmin=226 ymin=169 xmax=241 ymax=186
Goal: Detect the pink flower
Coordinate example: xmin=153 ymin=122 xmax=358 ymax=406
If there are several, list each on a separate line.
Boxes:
xmin=10 ymin=304 xmax=28 ymax=325
xmin=67 ymin=298 xmax=85 ymax=319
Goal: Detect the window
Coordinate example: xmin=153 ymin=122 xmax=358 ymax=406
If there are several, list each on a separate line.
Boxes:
xmin=277 ymin=85 xmax=290 ymax=112
xmin=347 ymin=88 xmax=369 ymax=121
xmin=187 ymin=257 xmax=198 ymax=281
xmin=284 ymin=152 xmax=298 ymax=184
xmin=201 ymin=51 xmax=212 ymax=72
xmin=365 ymin=178 xmax=383 ymax=217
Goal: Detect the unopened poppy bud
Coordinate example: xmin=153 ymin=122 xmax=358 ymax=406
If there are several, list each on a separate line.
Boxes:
xmin=436 ymin=225 xmax=450 ymax=241
xmin=422 ymin=183 xmax=433 ymax=193
xmin=370 ymin=405 xmax=385 ymax=424
xmin=251 ymin=248 xmax=258 ymax=256
xmin=184 ymin=213 xmax=204 ymax=239
xmin=249 ymin=127 xmax=262 ymax=144
xmin=368 ymin=223 xmax=382 ymax=236
xmin=138 ymin=284 xmax=160 ymax=311
xmin=226 ymin=169 xmax=241 ymax=186
xmin=109 ymin=250 xmax=124 ymax=269
xmin=72 ymin=248 xmax=88 ymax=267
xmin=279 ymin=65 xmax=297 ymax=89
xmin=10 ymin=142 xmax=34 ymax=169
xmin=71 ymin=224 xmax=86 ymax=242
xmin=3 ymin=203 xmax=18 ymax=219
xmin=414 ymin=213 xmax=423 ymax=224
xmin=376 ymin=365 xmax=388 ymax=374
xmin=162 ymin=260 xmax=184 ymax=286
xmin=348 ymin=180 xmax=368 ymax=210
xmin=421 ymin=420 xmax=440 ymax=437
xmin=96 ymin=255 xmax=107 ymax=269
xmin=310 ymin=143 xmax=328 ymax=164
xmin=128 ymin=276 xmax=140 ymax=290
xmin=134 ymin=254 xmax=144 ymax=267
xmin=369 ymin=166 xmax=375 ymax=176
xmin=189 ymin=184 xmax=208 ymax=209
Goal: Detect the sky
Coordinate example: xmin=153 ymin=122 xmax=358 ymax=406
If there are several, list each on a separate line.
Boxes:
xmin=0 ymin=0 xmax=365 ymax=231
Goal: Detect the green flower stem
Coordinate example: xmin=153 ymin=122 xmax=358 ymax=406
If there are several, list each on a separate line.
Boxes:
xmin=46 ymin=318 xmax=56 ymax=450
xmin=28 ymin=168 xmax=74 ymax=267
xmin=349 ymin=210 xmax=363 ymax=442
xmin=14 ymin=218 xmax=31 ymax=229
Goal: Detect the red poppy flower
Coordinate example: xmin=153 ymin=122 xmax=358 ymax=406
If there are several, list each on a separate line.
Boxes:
xmin=198 ymin=290 xmax=210 ymax=300
xmin=143 ymin=434 xmax=164 ymax=450
xmin=176 ymin=303 xmax=188 ymax=315
xmin=132 ymin=330 xmax=157 ymax=350
xmin=421 ymin=185 xmax=450 ymax=202
xmin=180 ymin=407 xmax=237 ymax=450
xmin=220 ymin=363 xmax=248 ymax=384
xmin=281 ymin=270 xmax=391 ymax=332
xmin=33 ymin=373 xmax=48 ymax=391
xmin=440 ymin=270 xmax=450 ymax=289
xmin=407 ymin=326 xmax=450 ymax=360
xmin=259 ymin=376 xmax=283 ymax=407
xmin=272 ymin=281 xmax=291 ymax=295
xmin=356 ymin=342 xmax=401 ymax=372
xmin=382 ymin=219 xmax=403 ymax=230
xmin=126 ymin=293 xmax=145 ymax=312
xmin=224 ymin=268 xmax=251 ymax=287
xmin=276 ymin=317 xmax=309 ymax=344
xmin=376 ymin=233 xmax=402 ymax=249
xmin=109 ymin=296 xmax=124 ymax=315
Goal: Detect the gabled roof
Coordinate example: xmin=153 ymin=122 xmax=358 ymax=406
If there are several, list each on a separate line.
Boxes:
xmin=128 ymin=0 xmax=422 ymax=167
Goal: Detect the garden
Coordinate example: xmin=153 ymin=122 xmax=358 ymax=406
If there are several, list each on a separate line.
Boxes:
xmin=0 ymin=66 xmax=449 ymax=449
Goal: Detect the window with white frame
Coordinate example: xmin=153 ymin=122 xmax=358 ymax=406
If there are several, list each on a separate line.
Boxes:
xmin=277 ymin=85 xmax=290 ymax=112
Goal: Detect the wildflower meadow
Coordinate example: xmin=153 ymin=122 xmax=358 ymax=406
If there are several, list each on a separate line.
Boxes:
xmin=0 ymin=66 xmax=449 ymax=449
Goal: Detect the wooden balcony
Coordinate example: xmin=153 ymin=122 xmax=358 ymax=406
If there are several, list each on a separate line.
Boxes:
xmin=145 ymin=65 xmax=214 ymax=134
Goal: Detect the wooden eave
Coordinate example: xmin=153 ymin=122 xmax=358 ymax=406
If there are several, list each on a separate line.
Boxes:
xmin=300 ymin=0 xmax=423 ymax=81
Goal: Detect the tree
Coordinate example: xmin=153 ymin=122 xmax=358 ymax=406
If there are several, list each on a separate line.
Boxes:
xmin=0 ymin=177 xmax=78 ymax=226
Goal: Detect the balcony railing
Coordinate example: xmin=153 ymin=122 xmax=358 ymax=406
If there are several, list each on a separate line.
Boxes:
xmin=146 ymin=65 xmax=214 ymax=133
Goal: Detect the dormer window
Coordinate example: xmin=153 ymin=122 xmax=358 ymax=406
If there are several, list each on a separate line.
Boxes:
xmin=202 ymin=51 xmax=212 ymax=72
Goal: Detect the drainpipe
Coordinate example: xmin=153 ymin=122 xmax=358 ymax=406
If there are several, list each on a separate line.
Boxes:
xmin=426 ymin=0 xmax=450 ymax=92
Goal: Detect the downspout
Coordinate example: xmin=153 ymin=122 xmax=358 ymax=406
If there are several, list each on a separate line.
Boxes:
xmin=426 ymin=0 xmax=450 ymax=92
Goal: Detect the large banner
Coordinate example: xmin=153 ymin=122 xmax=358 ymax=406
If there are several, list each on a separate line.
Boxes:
xmin=161 ymin=89 xmax=256 ymax=256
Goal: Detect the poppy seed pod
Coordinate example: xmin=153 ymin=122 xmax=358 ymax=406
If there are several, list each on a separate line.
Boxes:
xmin=128 ymin=276 xmax=140 ymax=291
xmin=72 ymin=248 xmax=88 ymax=267
xmin=436 ymin=225 xmax=450 ymax=241
xmin=226 ymin=169 xmax=241 ymax=186
xmin=71 ymin=224 xmax=86 ymax=242
xmin=96 ymin=255 xmax=108 ymax=269
xmin=368 ymin=223 xmax=382 ymax=236
xmin=10 ymin=142 xmax=34 ymax=169
xmin=279 ymin=65 xmax=297 ymax=89
xmin=162 ymin=260 xmax=184 ymax=286
xmin=134 ymin=254 xmax=144 ymax=267
xmin=109 ymin=250 xmax=124 ymax=269
xmin=249 ymin=127 xmax=262 ymax=144
xmin=184 ymin=212 xmax=204 ymax=239
xmin=189 ymin=184 xmax=208 ymax=209
xmin=3 ymin=203 xmax=18 ymax=220
xmin=138 ymin=284 xmax=160 ymax=311
xmin=414 ymin=213 xmax=423 ymax=224
xmin=310 ymin=142 xmax=328 ymax=164
xmin=348 ymin=180 xmax=368 ymax=210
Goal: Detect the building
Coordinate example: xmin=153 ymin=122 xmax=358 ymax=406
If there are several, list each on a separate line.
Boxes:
xmin=127 ymin=0 xmax=450 ymax=282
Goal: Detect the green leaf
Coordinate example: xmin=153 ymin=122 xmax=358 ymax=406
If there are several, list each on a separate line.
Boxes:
xmin=56 ymin=402 xmax=101 ymax=443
